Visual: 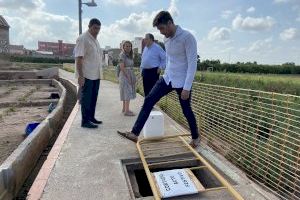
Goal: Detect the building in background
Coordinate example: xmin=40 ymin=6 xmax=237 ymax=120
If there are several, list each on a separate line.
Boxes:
xmin=9 ymin=45 xmax=24 ymax=55
xmin=37 ymin=40 xmax=75 ymax=57
xmin=0 ymin=15 xmax=9 ymax=53
xmin=106 ymin=48 xmax=121 ymax=66
xmin=132 ymin=37 xmax=143 ymax=54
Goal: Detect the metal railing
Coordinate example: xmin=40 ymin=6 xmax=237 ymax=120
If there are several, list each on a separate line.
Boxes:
xmin=103 ymin=68 xmax=300 ymax=200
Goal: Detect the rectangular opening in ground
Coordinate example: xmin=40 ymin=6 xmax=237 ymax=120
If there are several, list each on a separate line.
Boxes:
xmin=122 ymin=158 xmax=237 ymax=199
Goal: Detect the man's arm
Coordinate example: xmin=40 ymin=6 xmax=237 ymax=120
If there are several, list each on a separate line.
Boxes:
xmin=182 ymin=34 xmax=197 ymax=100
xmin=76 ymin=56 xmax=85 ymax=87
xmin=74 ymin=36 xmax=85 ymax=87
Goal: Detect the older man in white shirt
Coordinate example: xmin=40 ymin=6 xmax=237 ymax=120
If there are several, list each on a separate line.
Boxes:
xmin=118 ymin=11 xmax=200 ymax=148
xmin=140 ymin=33 xmax=166 ymax=97
xmin=75 ymin=18 xmax=103 ymax=128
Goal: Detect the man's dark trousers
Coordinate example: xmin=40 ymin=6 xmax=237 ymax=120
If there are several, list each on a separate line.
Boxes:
xmin=132 ymin=77 xmax=199 ymax=139
xmin=142 ymin=67 xmax=159 ymax=97
xmin=81 ymin=78 xmax=100 ymax=124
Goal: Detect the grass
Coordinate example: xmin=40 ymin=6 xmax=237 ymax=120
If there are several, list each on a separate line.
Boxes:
xmin=11 ymin=62 xmax=63 ymax=70
xmin=3 ymin=107 xmax=17 ymax=116
xmin=18 ymin=86 xmax=40 ymax=102
xmin=62 ymin=63 xmax=75 ymax=73
xmin=195 ymin=72 xmax=300 ymax=95
xmin=104 ymin=67 xmax=300 ymax=95
xmin=0 ymin=86 xmax=18 ymax=98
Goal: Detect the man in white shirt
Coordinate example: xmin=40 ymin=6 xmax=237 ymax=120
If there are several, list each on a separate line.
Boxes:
xmin=118 ymin=11 xmax=200 ymax=148
xmin=75 ymin=18 xmax=103 ymax=128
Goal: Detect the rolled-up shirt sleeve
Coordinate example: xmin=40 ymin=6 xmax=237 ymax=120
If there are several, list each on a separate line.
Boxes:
xmin=74 ymin=37 xmax=85 ymax=58
xmin=183 ymin=34 xmax=197 ymax=91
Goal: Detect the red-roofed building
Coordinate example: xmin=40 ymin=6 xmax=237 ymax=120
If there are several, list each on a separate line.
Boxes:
xmin=38 ymin=40 xmax=75 ymax=57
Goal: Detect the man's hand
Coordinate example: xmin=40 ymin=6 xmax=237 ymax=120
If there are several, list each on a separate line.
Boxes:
xmin=78 ymin=76 xmax=85 ymax=87
xmin=181 ymin=89 xmax=190 ymax=100
xmin=157 ymin=68 xmax=161 ymax=75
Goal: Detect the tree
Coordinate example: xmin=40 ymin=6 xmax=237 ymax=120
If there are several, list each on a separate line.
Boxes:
xmin=133 ymin=52 xmax=141 ymax=67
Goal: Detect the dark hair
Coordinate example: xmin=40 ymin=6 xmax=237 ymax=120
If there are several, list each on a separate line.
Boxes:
xmin=152 ymin=11 xmax=173 ymax=27
xmin=122 ymin=41 xmax=133 ymax=59
xmin=146 ymin=33 xmax=154 ymax=41
xmin=89 ymin=18 xmax=101 ymax=27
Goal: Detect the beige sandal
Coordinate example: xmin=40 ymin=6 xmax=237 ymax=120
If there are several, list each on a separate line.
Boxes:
xmin=124 ymin=111 xmax=135 ymax=116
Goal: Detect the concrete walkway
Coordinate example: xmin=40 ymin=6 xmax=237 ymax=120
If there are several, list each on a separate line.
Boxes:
xmin=30 ymin=70 xmax=278 ymax=200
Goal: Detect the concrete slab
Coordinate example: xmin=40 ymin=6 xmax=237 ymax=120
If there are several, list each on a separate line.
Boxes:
xmin=38 ymin=70 xmax=279 ymax=200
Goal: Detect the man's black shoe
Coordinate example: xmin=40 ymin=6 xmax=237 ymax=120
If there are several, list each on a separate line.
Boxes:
xmin=81 ymin=122 xmax=98 ymax=128
xmin=90 ymin=119 xmax=103 ymax=124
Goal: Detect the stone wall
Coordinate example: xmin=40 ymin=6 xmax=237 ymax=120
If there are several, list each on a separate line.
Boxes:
xmin=0 ymin=28 xmax=9 ymax=54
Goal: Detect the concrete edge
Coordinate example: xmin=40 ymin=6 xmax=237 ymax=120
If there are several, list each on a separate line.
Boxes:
xmin=0 ymin=79 xmax=66 ymax=200
xmin=0 ymin=67 xmax=59 ymax=80
xmin=27 ymin=102 xmax=79 ymax=200
xmin=0 ymin=100 xmax=59 ymax=109
xmin=27 ymin=78 xmax=79 ymax=200
xmin=0 ymin=79 xmax=52 ymax=85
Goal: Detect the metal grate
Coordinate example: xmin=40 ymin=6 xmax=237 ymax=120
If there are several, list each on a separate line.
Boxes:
xmin=137 ymin=134 xmax=244 ymax=200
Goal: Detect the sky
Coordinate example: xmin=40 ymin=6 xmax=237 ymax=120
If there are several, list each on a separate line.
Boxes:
xmin=0 ymin=0 xmax=300 ymax=65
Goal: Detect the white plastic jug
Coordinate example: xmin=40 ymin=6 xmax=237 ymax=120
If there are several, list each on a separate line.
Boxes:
xmin=143 ymin=111 xmax=164 ymax=139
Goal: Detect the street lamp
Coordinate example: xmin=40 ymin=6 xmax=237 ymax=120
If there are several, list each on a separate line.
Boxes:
xmin=78 ymin=0 xmax=97 ymax=35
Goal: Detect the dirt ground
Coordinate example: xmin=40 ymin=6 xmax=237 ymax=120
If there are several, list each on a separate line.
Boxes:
xmin=0 ymin=83 xmax=59 ymax=165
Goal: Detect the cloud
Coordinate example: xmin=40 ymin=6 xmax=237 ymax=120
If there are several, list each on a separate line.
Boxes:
xmin=247 ymin=7 xmax=255 ymax=13
xmin=273 ymin=0 xmax=290 ymax=4
xmin=2 ymin=0 xmax=182 ymax=49
xmin=221 ymin=10 xmax=233 ymax=19
xmin=0 ymin=0 xmax=44 ymax=10
xmin=100 ymin=0 xmax=182 ymax=47
xmin=1 ymin=0 xmax=78 ymax=48
xmin=6 ymin=13 xmax=78 ymax=48
xmin=168 ymin=0 xmax=179 ymax=17
xmin=100 ymin=11 xmax=162 ymax=47
xmin=280 ymin=28 xmax=300 ymax=40
xmin=207 ymin=27 xmax=231 ymax=41
xmin=232 ymin=14 xmax=275 ymax=31
xmin=247 ymin=38 xmax=273 ymax=52
xmin=105 ymin=0 xmax=146 ymax=6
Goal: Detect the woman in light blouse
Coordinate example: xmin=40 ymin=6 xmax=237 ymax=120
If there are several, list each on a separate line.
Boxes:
xmin=118 ymin=41 xmax=136 ymax=116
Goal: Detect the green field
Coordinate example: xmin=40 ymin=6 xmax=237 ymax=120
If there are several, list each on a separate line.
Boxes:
xmin=103 ymin=67 xmax=300 ymax=96
xmin=195 ymin=72 xmax=300 ymax=96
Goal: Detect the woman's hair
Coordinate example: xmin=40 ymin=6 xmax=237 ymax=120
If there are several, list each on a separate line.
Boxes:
xmin=122 ymin=41 xmax=133 ymax=59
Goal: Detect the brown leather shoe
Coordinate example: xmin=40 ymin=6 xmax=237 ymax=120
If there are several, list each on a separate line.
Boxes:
xmin=117 ymin=131 xmax=138 ymax=143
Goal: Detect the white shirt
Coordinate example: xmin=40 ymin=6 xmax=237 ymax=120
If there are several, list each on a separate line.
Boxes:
xmin=140 ymin=43 xmax=166 ymax=69
xmin=74 ymin=31 xmax=103 ymax=80
xmin=163 ymin=26 xmax=198 ymax=90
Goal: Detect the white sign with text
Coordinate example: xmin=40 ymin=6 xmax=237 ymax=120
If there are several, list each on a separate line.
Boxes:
xmin=153 ymin=169 xmax=202 ymax=198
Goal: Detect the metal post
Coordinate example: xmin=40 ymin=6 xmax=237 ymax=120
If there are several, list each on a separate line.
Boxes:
xmin=78 ymin=0 xmax=82 ymax=35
